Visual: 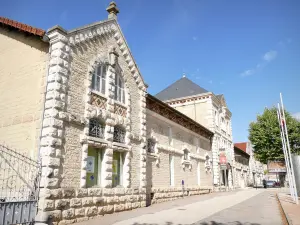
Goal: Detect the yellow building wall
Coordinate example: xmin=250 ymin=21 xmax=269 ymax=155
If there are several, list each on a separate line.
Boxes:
xmin=0 ymin=28 xmax=48 ymax=159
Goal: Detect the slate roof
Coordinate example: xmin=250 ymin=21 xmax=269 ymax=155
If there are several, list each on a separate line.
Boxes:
xmin=155 ymin=77 xmax=209 ymax=101
xmin=0 ymin=16 xmax=45 ymax=37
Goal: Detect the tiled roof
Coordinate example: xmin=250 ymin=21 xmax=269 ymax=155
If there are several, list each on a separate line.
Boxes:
xmin=234 ymin=142 xmax=247 ymax=153
xmin=0 ymin=17 xmax=45 ymax=37
xmin=155 ymin=77 xmax=209 ymax=101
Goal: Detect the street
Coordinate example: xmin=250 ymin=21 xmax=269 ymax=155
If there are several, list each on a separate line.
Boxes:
xmin=76 ymin=189 xmax=284 ymax=225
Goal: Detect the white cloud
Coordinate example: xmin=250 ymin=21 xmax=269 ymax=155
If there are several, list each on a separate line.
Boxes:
xmin=240 ymin=69 xmax=255 ymax=77
xmin=293 ymin=112 xmax=300 ymax=121
xmin=263 ymin=50 xmax=277 ymax=62
xmin=192 ymin=36 xmax=198 ymax=41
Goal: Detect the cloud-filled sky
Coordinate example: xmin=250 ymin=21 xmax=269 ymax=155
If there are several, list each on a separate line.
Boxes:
xmin=1 ymin=0 xmax=300 ymax=142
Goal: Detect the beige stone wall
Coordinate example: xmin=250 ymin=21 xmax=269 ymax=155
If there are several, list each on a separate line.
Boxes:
xmin=146 ymin=111 xmax=213 ymax=190
xmin=0 ymin=28 xmax=48 ymax=158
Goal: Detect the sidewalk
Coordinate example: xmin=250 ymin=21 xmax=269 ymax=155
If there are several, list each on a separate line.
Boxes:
xmin=277 ymin=193 xmax=300 ymax=225
xmin=76 ymin=189 xmax=264 ymax=225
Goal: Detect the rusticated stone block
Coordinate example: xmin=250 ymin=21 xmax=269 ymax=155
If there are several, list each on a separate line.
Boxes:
xmin=114 ymin=188 xmax=125 ymax=196
xmin=48 ymin=210 xmax=62 ymax=221
xmin=88 ymin=188 xmax=102 ymax=196
xmin=124 ymin=202 xmax=132 ymax=210
xmin=131 ymin=202 xmax=140 ymax=209
xmin=44 ymin=200 xmax=55 ymax=211
xmin=103 ymin=188 xmax=114 ymax=196
xmin=75 ymin=208 xmax=85 ymax=217
xmin=62 ymin=208 xmax=75 ymax=220
xmin=63 ymin=189 xmax=76 ymax=198
xmin=98 ymin=206 xmax=104 ymax=215
xmin=103 ymin=205 xmax=114 ymax=214
xmin=70 ymin=198 xmax=82 ymax=208
xmin=125 ymin=188 xmax=133 ymax=195
xmin=114 ymin=204 xmax=125 ymax=212
xmin=133 ymin=189 xmax=139 ymax=195
xmin=119 ymin=195 xmax=126 ymax=203
xmin=141 ymin=201 xmax=146 ymax=207
xmin=55 ymin=199 xmax=70 ymax=209
xmin=86 ymin=206 xmax=98 ymax=217
xmin=93 ymin=197 xmax=104 ymax=204
xmin=76 ymin=189 xmax=88 ymax=197
xmin=82 ymin=197 xmax=93 ymax=206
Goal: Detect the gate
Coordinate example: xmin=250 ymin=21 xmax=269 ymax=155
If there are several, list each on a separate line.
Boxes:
xmin=0 ymin=144 xmax=41 ymax=224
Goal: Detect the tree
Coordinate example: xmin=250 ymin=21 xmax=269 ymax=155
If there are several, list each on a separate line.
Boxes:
xmin=249 ymin=107 xmax=300 ymax=164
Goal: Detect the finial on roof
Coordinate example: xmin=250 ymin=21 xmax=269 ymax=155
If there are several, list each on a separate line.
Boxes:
xmin=106 ymin=1 xmax=119 ymax=19
xmin=182 ymin=73 xmax=186 ymax=78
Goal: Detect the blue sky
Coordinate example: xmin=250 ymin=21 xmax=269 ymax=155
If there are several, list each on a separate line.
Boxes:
xmin=1 ymin=0 xmax=300 ymax=142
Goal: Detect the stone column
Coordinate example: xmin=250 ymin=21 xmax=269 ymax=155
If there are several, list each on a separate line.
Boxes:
xmin=102 ymin=148 xmax=113 ymax=188
xmin=36 ymin=26 xmax=70 ymax=224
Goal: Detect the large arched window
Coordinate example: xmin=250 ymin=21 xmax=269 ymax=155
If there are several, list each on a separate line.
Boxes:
xmin=114 ymin=67 xmax=125 ymax=103
xmin=92 ymin=64 xmax=107 ymax=94
xmin=89 ymin=118 xmax=105 ymax=139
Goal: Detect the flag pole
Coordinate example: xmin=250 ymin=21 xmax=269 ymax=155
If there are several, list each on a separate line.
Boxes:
xmin=277 ymin=107 xmax=293 ymax=197
xmin=280 ymin=93 xmax=299 ymax=204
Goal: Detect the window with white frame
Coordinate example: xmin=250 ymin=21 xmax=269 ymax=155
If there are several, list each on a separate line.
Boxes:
xmin=91 ymin=64 xmax=107 ymax=94
xmin=147 ymin=138 xmax=156 ymax=153
xmin=89 ymin=118 xmax=105 ymax=139
xmin=114 ymin=67 xmax=125 ymax=104
xmin=113 ymin=125 xmax=126 ymax=143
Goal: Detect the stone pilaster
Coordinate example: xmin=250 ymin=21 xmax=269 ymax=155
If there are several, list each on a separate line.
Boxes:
xmin=102 ymin=148 xmax=113 ymax=188
xmin=139 ymin=89 xmax=147 ymax=188
xmin=36 ymin=26 xmax=70 ymax=224
xmin=212 ymin=135 xmax=220 ymax=185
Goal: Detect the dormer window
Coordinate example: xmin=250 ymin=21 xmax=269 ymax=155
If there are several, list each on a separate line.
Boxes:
xmin=114 ymin=67 xmax=125 ymax=104
xmin=92 ymin=64 xmax=107 ymax=94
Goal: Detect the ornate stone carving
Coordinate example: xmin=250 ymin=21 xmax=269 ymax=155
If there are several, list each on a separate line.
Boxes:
xmin=114 ymin=103 xmax=127 ymax=117
xmin=91 ymin=92 xmax=107 ymax=109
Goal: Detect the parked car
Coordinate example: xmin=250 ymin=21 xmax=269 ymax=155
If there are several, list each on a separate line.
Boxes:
xmin=266 ymin=180 xmax=276 ymax=188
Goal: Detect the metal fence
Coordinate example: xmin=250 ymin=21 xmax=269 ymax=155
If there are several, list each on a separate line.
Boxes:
xmin=0 ymin=144 xmax=41 ymax=224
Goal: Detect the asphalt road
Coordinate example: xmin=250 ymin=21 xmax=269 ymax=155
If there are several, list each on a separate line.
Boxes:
xmin=194 ymin=190 xmax=283 ymax=225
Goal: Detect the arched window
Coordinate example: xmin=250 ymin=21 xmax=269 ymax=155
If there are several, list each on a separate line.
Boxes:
xmin=147 ymin=138 xmax=156 ymax=153
xmin=114 ymin=68 xmax=125 ymax=103
xmin=113 ymin=125 xmax=126 ymax=143
xmin=92 ymin=64 xmax=107 ymax=94
xmin=89 ymin=118 xmax=105 ymax=139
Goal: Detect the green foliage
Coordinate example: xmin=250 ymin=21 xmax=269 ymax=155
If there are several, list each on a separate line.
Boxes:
xmin=249 ymin=107 xmax=300 ymax=164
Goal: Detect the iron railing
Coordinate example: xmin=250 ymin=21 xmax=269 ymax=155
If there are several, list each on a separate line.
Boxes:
xmin=0 ymin=144 xmax=41 ymax=224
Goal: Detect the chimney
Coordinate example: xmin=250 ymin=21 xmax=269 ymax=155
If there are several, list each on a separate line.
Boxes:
xmin=106 ymin=1 xmax=119 ymax=19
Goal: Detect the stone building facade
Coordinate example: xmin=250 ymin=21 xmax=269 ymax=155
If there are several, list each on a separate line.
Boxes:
xmin=235 ymin=142 xmax=265 ymax=187
xmin=233 ymin=145 xmax=250 ymax=188
xmin=155 ymin=77 xmax=235 ymax=189
xmin=0 ymin=3 xmax=213 ymax=225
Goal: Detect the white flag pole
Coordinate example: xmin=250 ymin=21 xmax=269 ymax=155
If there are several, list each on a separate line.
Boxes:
xmin=277 ymin=107 xmax=294 ymax=198
xmin=280 ymin=93 xmax=299 ymax=204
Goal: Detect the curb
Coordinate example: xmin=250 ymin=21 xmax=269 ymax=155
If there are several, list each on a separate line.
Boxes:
xmin=276 ymin=193 xmax=293 ymax=225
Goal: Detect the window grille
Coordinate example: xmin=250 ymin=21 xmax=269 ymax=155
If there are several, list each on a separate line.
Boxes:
xmin=92 ymin=64 xmax=107 ymax=94
xmin=89 ymin=119 xmax=105 ymax=139
xmin=147 ymin=139 xmax=156 ymax=153
xmin=113 ymin=126 xmax=126 ymax=143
